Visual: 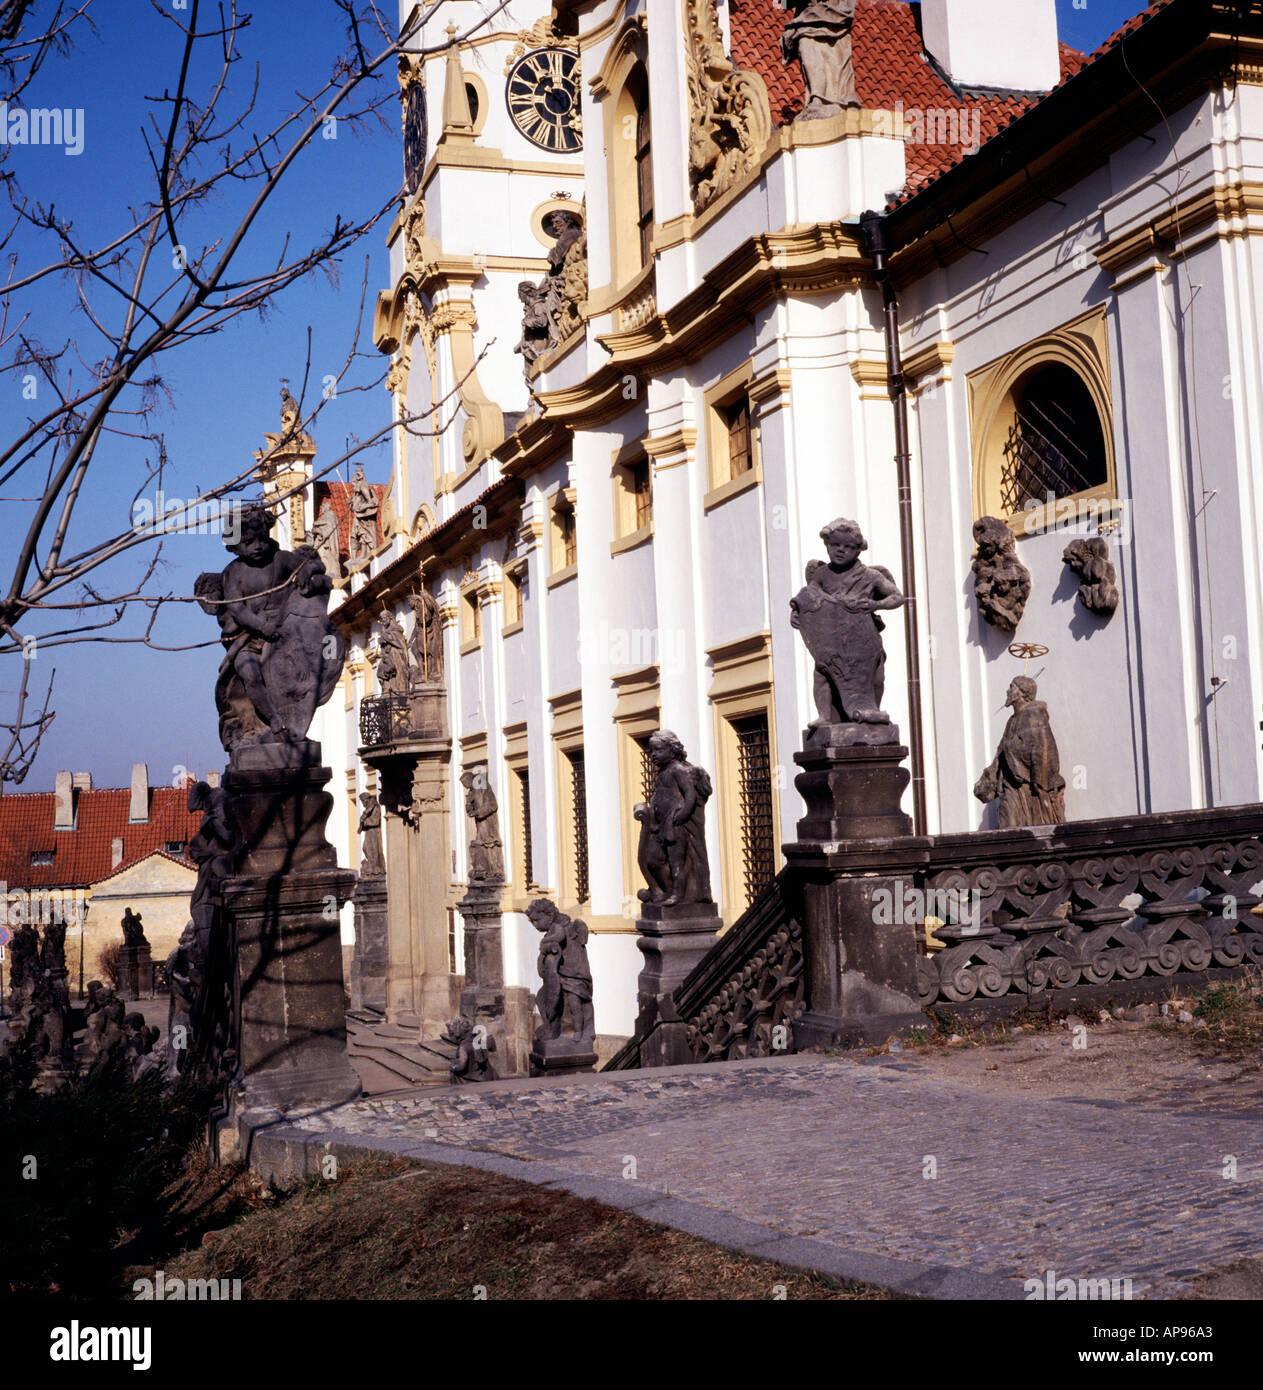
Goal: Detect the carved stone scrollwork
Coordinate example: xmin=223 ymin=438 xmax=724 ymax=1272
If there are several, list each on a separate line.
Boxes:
xmin=685 ymin=916 xmax=805 ymax=1062
xmin=916 ymin=836 xmax=1263 ymax=1006
xmin=685 ymin=0 xmax=773 ymax=213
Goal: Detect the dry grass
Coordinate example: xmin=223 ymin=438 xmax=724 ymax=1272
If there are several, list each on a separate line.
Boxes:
xmin=153 ymin=1154 xmax=894 ymax=1301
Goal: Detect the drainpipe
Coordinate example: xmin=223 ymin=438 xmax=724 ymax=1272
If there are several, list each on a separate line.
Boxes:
xmin=860 ymin=209 xmax=927 ymax=837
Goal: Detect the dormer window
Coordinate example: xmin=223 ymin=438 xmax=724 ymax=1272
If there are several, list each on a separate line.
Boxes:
xmin=30 ymin=850 xmax=54 ymax=866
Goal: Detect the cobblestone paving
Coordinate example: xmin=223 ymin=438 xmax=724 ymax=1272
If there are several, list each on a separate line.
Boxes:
xmin=286 ymin=1056 xmax=1263 ymax=1296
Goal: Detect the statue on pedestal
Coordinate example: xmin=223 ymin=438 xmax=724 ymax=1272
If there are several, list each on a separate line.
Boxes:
xmin=121 ymin=908 xmax=149 ymax=950
xmin=357 ymin=793 xmax=385 ymax=877
xmin=376 ymin=609 xmax=410 ymax=697
xmin=527 ymin=900 xmax=595 ymax=1047
xmin=790 ymin=518 xmax=908 ymax=728
xmin=637 ymin=731 xmax=713 ymax=906
xmin=974 ymin=676 xmax=1066 ymax=828
xmin=781 ymin=0 xmax=859 ymax=118
xmin=348 ymin=465 xmax=380 ymax=560
xmin=195 ymin=503 xmax=345 ymax=750
xmin=1063 ymin=537 xmax=1119 ymax=617
xmin=442 ymin=1015 xmax=497 ymax=1083
xmin=406 ymin=590 xmax=444 ymax=684
xmin=972 ymin=517 xmax=1031 ymax=633
xmin=461 ymin=767 xmax=505 ymax=882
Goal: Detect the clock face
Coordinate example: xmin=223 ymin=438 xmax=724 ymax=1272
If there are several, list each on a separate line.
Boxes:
xmin=403 ymin=82 xmax=427 ymax=195
xmin=505 ymin=47 xmax=582 ymax=153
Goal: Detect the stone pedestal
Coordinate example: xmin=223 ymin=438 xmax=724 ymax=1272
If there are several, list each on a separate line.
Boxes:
xmin=117 ymin=944 xmax=154 ymax=1000
xmin=634 ymin=900 xmax=721 ymax=1025
xmin=350 ymin=873 xmax=388 ymax=1014
xmin=529 ymin=1034 xmax=598 ymax=1078
xmin=786 ymin=725 xmax=925 ymax=1049
xmin=457 ymin=882 xmax=529 ymax=1076
xmin=220 ymin=749 xmax=361 ymax=1113
xmin=793 ymin=723 xmax=913 ymax=842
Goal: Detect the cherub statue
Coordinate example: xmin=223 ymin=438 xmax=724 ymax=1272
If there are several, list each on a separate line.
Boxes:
xmin=1062 ymin=536 xmax=1119 ymax=617
xmin=790 ymin=518 xmax=909 ymax=726
xmin=442 ymin=1016 xmax=497 ymax=1084
xmin=638 ymin=731 xmax=713 ymax=906
xmin=972 ymin=516 xmax=1031 ymax=633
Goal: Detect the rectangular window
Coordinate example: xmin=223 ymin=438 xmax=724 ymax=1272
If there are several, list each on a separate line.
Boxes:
xmin=163 ymin=841 xmax=187 ymax=856
xmin=631 ymin=457 xmax=652 ymax=530
xmin=517 ymin=766 xmax=533 ymax=888
xmin=567 ymin=748 xmax=589 ymax=903
xmin=504 ymin=569 xmax=525 ymax=628
xmin=733 ymin=712 xmax=776 ymax=902
xmin=636 ymin=102 xmax=654 ymax=267
xmin=723 ymin=396 xmax=753 ymax=480
xmin=30 ymin=850 xmax=54 ymax=866
xmin=560 ymin=507 xmax=577 ymax=568
xmin=461 ymin=588 xmax=481 ymax=647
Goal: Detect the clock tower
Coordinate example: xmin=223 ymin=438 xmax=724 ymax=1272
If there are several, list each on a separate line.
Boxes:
xmin=380 ymin=3 xmax=586 ymax=543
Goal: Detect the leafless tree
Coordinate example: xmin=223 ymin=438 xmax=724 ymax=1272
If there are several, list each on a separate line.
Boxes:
xmin=0 ymin=0 xmax=505 ymax=783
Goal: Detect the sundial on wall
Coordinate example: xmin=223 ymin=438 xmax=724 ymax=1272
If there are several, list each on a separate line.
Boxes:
xmin=505 ymin=47 xmax=582 ymax=153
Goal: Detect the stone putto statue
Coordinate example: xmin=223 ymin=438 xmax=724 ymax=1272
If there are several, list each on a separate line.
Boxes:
xmin=442 ymin=1015 xmax=497 ymax=1083
xmin=790 ymin=517 xmax=908 ymax=729
xmin=527 ymin=899 xmax=595 ymax=1048
xmin=972 ymin=516 xmax=1031 ymax=633
xmin=195 ymin=503 xmax=345 ymax=750
xmin=781 ymin=0 xmax=859 ymax=118
xmin=461 ymin=766 xmax=505 ymax=883
xmin=636 ymin=731 xmax=713 ymax=907
xmin=1063 ymin=537 xmax=1119 ymax=617
xmin=974 ymin=676 xmax=1066 ymax=828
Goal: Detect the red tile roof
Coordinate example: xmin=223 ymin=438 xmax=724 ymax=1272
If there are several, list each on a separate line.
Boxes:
xmin=728 ymin=0 xmax=1167 ymax=201
xmin=314 ymin=479 xmax=389 ymax=558
xmin=0 ymin=785 xmax=204 ymax=889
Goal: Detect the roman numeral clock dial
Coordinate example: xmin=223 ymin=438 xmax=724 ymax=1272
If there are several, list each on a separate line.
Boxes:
xmin=505 ymin=47 xmax=582 ymax=153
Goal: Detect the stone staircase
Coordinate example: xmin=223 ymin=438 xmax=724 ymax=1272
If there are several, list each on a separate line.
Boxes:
xmin=345 ymin=1014 xmax=458 ymax=1093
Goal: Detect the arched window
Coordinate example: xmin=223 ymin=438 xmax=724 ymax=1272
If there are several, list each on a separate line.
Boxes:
xmin=1000 ymin=363 xmax=1109 ymax=514
xmin=627 ymin=63 xmax=653 ymax=269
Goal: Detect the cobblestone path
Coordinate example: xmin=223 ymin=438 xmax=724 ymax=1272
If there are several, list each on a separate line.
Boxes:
xmin=273 ymin=1054 xmax=1263 ymax=1298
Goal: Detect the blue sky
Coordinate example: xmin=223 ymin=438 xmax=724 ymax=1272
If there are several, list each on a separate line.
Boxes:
xmin=3 ymin=0 xmax=1152 ymax=792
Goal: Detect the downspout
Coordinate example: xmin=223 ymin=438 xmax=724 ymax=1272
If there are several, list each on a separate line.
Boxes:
xmin=860 ymin=209 xmax=927 ymax=836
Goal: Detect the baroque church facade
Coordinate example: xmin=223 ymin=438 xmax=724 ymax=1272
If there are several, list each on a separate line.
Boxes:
xmin=296 ymin=0 xmax=1263 ymax=1044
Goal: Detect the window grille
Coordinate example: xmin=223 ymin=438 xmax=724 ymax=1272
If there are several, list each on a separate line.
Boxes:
xmin=999 ymin=365 xmax=1108 ymax=514
xmin=568 ymin=749 xmax=589 ymax=903
xmin=518 ymin=768 xmax=533 ymax=888
xmin=733 ymin=713 xmax=775 ymax=902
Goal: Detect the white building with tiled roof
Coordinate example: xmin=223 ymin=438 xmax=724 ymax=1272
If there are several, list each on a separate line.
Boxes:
xmin=309 ymin=0 xmax=1263 ymax=1047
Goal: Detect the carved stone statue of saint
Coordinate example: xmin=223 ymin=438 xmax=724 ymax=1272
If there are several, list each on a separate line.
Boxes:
xmin=279 ymin=381 xmax=301 ymax=431
xmin=637 ymin=731 xmax=713 ymax=907
xmin=164 ymin=923 xmax=197 ymax=1084
xmin=514 ymin=280 xmax=552 ymax=374
xmin=195 ymin=504 xmax=345 ymax=749
xmin=515 ymin=211 xmax=585 ymax=378
xmin=312 ymin=499 xmax=342 ymax=583
xmin=972 ymin=516 xmax=1031 ymax=633
xmin=376 ymin=608 xmax=411 ymax=697
xmin=461 ymin=766 xmax=504 ymax=882
xmin=781 ymin=0 xmax=859 ymax=118
xmin=357 ymin=792 xmax=385 ymax=877
xmin=527 ymin=899 xmax=595 ymax=1047
xmin=406 ymin=590 xmax=444 ymax=684
xmin=1063 ymin=537 xmax=1119 ymax=617
xmin=121 ymin=907 xmax=148 ymax=950
xmin=790 ymin=518 xmax=908 ymax=728
xmin=974 ymin=676 xmax=1066 ymax=828
xmin=348 ymin=464 xmax=380 ymax=560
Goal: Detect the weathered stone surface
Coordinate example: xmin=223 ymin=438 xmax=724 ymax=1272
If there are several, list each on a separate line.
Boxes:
xmin=527 ymin=898 xmax=596 ymax=1077
xmin=793 ymin=737 xmax=913 ymax=842
xmin=636 ymin=731 xmax=713 ymax=907
xmin=350 ymin=874 xmax=388 ymax=1015
xmin=1063 ymin=536 xmax=1119 ymax=617
xmin=971 ymin=516 xmax=1031 ymax=632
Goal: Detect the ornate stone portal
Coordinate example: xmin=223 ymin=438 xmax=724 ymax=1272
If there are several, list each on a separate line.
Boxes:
xmin=974 ymin=676 xmax=1067 ymax=828
xmin=781 ymin=0 xmax=860 ymax=118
